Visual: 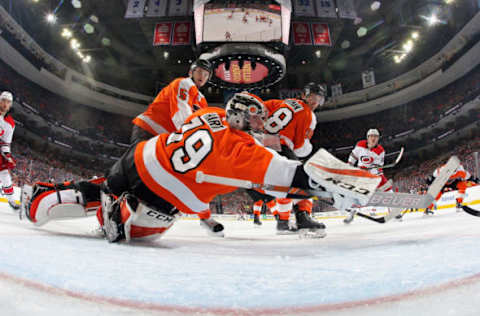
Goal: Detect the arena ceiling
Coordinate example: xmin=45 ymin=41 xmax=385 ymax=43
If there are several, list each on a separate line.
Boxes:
xmin=1 ymin=0 xmax=477 ymax=99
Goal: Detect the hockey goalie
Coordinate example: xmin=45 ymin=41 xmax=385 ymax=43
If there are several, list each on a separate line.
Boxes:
xmin=21 ymin=93 xmax=383 ymax=243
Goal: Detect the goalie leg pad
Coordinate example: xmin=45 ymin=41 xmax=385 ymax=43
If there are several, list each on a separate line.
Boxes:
xmin=100 ymin=192 xmax=179 ymax=243
xmin=27 ymin=189 xmax=87 ymax=226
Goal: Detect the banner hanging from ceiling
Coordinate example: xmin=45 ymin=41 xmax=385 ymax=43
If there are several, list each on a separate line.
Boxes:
xmin=337 ymin=0 xmax=357 ymax=19
xmin=292 ymin=0 xmax=316 ymax=16
xmin=311 ymin=23 xmax=331 ymax=46
xmin=172 ymin=21 xmax=192 ymax=45
xmin=146 ymin=0 xmax=168 ymax=17
xmin=153 ymin=22 xmax=173 ymax=46
xmin=125 ymin=0 xmax=146 ymax=18
xmin=168 ymin=0 xmax=191 ymax=16
xmin=362 ymin=70 xmax=376 ymax=88
xmin=292 ymin=22 xmax=312 ymax=45
xmin=315 ymin=0 xmax=337 ymax=18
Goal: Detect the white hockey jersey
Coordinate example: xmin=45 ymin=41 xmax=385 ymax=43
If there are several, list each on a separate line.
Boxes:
xmin=0 ymin=115 xmax=15 ymax=154
xmin=348 ymin=140 xmax=385 ymax=175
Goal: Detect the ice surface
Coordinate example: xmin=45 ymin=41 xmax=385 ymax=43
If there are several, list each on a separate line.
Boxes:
xmin=1 ymin=204 xmax=480 ymax=316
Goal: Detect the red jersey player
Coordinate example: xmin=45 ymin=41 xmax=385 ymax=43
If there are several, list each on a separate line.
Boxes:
xmin=0 ymin=91 xmax=18 ymax=209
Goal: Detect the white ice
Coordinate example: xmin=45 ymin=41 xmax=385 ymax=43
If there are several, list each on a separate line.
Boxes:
xmin=1 ymin=203 xmax=480 ymax=316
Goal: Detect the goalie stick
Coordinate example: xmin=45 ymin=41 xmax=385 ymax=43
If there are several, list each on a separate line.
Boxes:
xmin=195 ymin=172 xmax=433 ymax=209
xmin=352 ymin=155 xmax=461 ymax=224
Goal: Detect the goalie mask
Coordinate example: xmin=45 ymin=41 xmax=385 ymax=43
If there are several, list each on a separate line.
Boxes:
xmin=226 ymin=92 xmax=267 ymax=132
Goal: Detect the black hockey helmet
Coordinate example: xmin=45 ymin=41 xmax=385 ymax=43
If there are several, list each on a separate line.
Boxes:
xmin=303 ymin=82 xmax=326 ymax=97
xmin=190 ymin=58 xmax=213 ymax=79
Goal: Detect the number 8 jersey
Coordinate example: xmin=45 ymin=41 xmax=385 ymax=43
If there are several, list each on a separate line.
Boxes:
xmin=264 ymin=99 xmax=316 ymax=158
xmin=134 ymin=107 xmax=300 ymax=215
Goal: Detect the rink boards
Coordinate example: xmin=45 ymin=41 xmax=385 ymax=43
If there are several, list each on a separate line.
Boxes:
xmin=3 ymin=185 xmax=480 ymax=220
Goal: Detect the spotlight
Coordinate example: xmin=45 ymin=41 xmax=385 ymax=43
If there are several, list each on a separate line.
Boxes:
xmin=427 ymin=14 xmax=439 ymax=26
xmin=371 ymin=1 xmax=381 ymax=11
xmin=403 ymin=40 xmax=413 ymax=52
xmin=411 ymin=31 xmax=419 ymax=40
xmin=163 ymin=51 xmax=169 ymax=59
xmin=61 ymin=28 xmax=72 ymax=39
xmin=70 ymin=38 xmax=81 ymax=50
xmin=315 ymin=50 xmax=321 ymax=58
xmin=46 ymin=13 xmax=57 ymax=24
xmin=357 ymin=27 xmax=367 ymax=37
xmin=83 ymin=55 xmax=91 ymax=63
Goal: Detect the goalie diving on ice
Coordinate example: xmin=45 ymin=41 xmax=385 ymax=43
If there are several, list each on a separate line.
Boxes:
xmin=19 ymin=93 xmax=436 ymax=243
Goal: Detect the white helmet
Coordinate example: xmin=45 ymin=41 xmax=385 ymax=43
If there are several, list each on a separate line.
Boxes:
xmin=226 ymin=92 xmax=267 ymax=132
xmin=0 ymin=91 xmax=13 ymax=102
xmin=367 ymin=128 xmax=380 ymax=137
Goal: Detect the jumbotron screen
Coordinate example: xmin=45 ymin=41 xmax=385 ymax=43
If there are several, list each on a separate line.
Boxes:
xmin=203 ymin=3 xmax=282 ymax=42
xmin=214 ymin=61 xmax=269 ymax=84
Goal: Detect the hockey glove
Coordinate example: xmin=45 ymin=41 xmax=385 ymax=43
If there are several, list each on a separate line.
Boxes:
xmin=2 ymin=152 xmax=16 ymax=169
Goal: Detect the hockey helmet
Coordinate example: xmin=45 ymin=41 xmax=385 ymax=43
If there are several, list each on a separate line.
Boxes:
xmin=0 ymin=91 xmax=13 ymax=102
xmin=303 ymin=82 xmax=326 ymax=97
xmin=190 ymin=58 xmax=213 ymax=80
xmin=367 ymin=129 xmax=380 ymax=137
xmin=226 ymin=92 xmax=267 ymax=132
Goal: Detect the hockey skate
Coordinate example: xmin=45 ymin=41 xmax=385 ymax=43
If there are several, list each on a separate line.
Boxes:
xmin=253 ymin=214 xmax=262 ymax=226
xmin=100 ymin=192 xmax=125 ymax=243
xmin=8 ymin=198 xmax=19 ymax=210
xmin=295 ymin=211 xmax=326 ymax=238
xmin=343 ymin=209 xmax=357 ymax=224
xmin=200 ymin=218 xmax=225 ymax=237
xmin=275 ymin=218 xmax=298 ymax=235
xmin=424 ymin=208 xmax=434 ymax=216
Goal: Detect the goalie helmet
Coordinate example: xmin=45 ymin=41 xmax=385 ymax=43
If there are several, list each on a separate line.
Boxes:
xmin=303 ymin=82 xmax=326 ymax=97
xmin=367 ymin=129 xmax=380 ymax=137
xmin=190 ymin=59 xmax=213 ymax=80
xmin=226 ymin=92 xmax=267 ymax=132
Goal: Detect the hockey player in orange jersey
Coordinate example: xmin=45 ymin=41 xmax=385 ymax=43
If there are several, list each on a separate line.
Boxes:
xmin=250 ymin=83 xmax=326 ymax=236
xmin=131 ymin=59 xmax=212 ymax=143
xmin=131 ymin=59 xmax=223 ymax=235
xmin=21 ymin=92 xmax=341 ymax=243
xmin=424 ymin=163 xmax=476 ymax=215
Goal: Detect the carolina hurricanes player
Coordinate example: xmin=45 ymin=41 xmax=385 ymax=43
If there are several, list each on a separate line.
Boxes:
xmin=250 ymin=83 xmax=326 ymax=236
xmin=344 ymin=128 xmax=392 ymax=223
xmin=0 ymin=91 xmax=18 ymax=210
xmin=22 ymin=93 xmax=333 ymax=243
xmin=131 ymin=59 xmax=222 ymax=235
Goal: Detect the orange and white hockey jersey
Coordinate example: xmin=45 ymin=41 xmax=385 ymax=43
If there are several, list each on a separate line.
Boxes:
xmin=134 ymin=107 xmax=300 ymax=215
xmin=433 ymin=164 xmax=471 ymax=184
xmin=348 ymin=140 xmax=385 ymax=175
xmin=264 ymin=99 xmax=316 ymax=158
xmin=132 ymin=77 xmax=208 ymax=135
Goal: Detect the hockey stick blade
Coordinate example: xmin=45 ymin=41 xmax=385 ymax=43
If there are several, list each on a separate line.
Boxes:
xmin=355 ymin=212 xmax=386 ymax=223
xmin=461 ymin=205 xmax=480 ymax=217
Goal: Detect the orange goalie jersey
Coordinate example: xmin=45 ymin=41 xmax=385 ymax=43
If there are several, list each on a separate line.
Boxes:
xmin=134 ymin=107 xmax=299 ymax=216
xmin=132 ymin=77 xmax=208 ymax=135
xmin=264 ymin=99 xmax=316 ymax=158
